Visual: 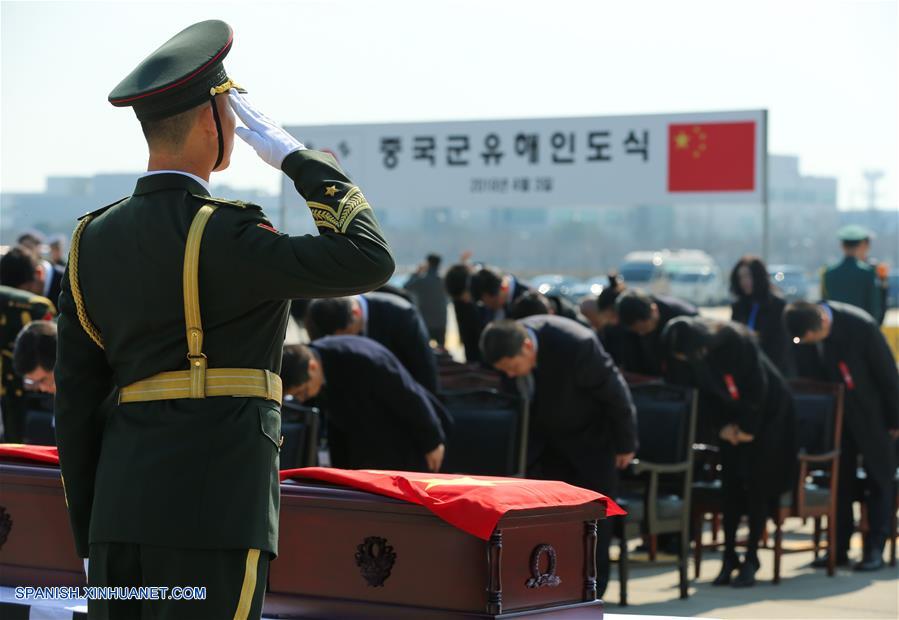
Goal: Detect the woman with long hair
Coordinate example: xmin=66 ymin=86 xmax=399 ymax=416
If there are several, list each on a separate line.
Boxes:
xmin=662 ymin=317 xmax=797 ymax=587
xmin=729 ymin=255 xmax=792 ymax=376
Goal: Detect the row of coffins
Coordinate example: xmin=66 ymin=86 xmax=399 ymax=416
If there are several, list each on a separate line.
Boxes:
xmin=0 ymin=446 xmax=622 ymax=619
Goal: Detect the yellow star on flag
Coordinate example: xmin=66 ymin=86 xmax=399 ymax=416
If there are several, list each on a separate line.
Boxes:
xmin=674 ymin=132 xmax=690 ymax=149
xmin=413 ymin=476 xmax=516 ymax=491
xmin=324 ymin=185 xmax=339 ymax=197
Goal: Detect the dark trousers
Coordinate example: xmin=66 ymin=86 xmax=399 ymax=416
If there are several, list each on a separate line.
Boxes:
xmin=87 ymin=542 xmax=270 ymax=620
xmin=529 ymin=450 xmax=617 ymax=599
xmin=836 ymin=433 xmax=895 ymax=558
xmin=720 ymin=445 xmax=769 ymax=563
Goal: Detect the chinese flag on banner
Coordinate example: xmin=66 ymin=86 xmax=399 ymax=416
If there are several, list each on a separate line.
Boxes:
xmin=0 ymin=443 xmax=60 ymax=465
xmin=280 ymin=467 xmax=625 ymax=540
xmin=668 ymin=121 xmax=756 ymax=192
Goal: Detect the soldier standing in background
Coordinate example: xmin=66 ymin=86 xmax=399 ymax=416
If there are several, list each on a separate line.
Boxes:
xmin=821 ymin=225 xmax=885 ymax=324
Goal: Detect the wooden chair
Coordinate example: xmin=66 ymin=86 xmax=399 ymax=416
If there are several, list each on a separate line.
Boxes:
xmin=769 ymin=379 xmax=845 ymax=583
xmin=615 ymin=382 xmax=698 ymax=604
xmin=280 ymin=400 xmax=321 ymax=468
xmin=438 ymin=388 xmax=529 ymax=477
xmin=690 ymin=442 xmax=722 ymax=578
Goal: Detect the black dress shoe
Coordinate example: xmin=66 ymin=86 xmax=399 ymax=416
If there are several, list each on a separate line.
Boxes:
xmin=853 ymin=556 xmax=884 ymax=572
xmin=811 ymin=553 xmax=849 ymax=568
xmin=732 ymin=556 xmax=759 ymax=588
xmin=713 ymin=554 xmax=741 ymax=586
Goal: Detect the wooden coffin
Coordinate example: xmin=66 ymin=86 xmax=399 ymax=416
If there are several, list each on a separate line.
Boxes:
xmin=0 ymin=462 xmax=85 ymax=587
xmin=266 ymin=480 xmax=606 ymax=619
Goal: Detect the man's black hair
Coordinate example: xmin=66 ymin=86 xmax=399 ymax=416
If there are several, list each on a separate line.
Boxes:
xmin=444 ymin=264 xmax=472 ymax=299
xmin=426 ymin=254 xmax=441 ymax=269
xmin=784 ymin=301 xmax=824 ymax=340
xmin=280 ymin=344 xmax=313 ymax=390
xmin=479 ymin=320 xmax=527 ymax=366
xmin=470 ymin=267 xmax=503 ymax=300
xmin=0 ymin=245 xmax=38 ymax=289
xmin=139 ymin=104 xmax=202 ymax=151
xmin=597 ymin=272 xmax=625 ymax=311
xmin=615 ymin=289 xmax=654 ymax=327
xmin=510 ymin=291 xmax=553 ymax=320
xmin=304 ymin=297 xmax=355 ymax=341
xmin=13 ymin=320 xmax=57 ymax=375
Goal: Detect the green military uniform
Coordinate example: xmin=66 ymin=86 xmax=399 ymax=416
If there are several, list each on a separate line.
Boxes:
xmin=821 ymin=225 xmax=883 ymax=323
xmin=54 ymin=20 xmax=394 ymax=620
xmin=0 ymin=285 xmax=55 ymax=442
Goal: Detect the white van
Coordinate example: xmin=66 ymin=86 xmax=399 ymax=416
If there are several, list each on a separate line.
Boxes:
xmin=619 ymin=250 xmax=724 ymax=306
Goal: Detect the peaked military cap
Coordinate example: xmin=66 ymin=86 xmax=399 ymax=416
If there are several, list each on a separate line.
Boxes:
xmin=837 ymin=224 xmax=873 ymax=242
xmin=108 ymin=19 xmax=246 ymax=121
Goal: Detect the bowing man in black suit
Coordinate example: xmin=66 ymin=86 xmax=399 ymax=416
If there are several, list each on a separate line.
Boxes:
xmin=786 ymin=301 xmax=899 ymax=571
xmin=470 ymin=267 xmax=532 ymax=322
xmin=614 ymin=289 xmax=699 ymax=377
xmin=305 ymin=292 xmax=438 ymax=393
xmin=480 ymin=315 xmax=637 ymax=598
xmin=281 ymin=339 xmax=449 ymax=472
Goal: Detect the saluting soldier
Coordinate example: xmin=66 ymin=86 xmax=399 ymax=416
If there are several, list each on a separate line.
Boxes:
xmin=54 ymin=20 xmax=394 ymax=620
xmin=821 ymin=225 xmax=885 ymax=324
xmin=0 ymin=284 xmax=56 ymax=442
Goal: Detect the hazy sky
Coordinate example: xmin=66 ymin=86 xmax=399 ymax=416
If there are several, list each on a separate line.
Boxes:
xmin=1 ymin=0 xmax=896 ymax=209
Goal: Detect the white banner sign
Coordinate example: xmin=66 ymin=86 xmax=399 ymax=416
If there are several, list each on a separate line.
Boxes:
xmin=283 ymin=109 xmax=766 ymax=210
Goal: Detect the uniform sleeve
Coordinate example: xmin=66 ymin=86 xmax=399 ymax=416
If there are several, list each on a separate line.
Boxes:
xmin=573 ymin=336 xmax=638 ymax=454
xmin=866 ymin=270 xmax=883 ymax=325
xmin=864 ymin=321 xmax=899 ymax=429
xmin=213 ymin=149 xmax=395 ymax=301
xmin=54 ymin=267 xmax=114 ymax=558
xmin=370 ymin=352 xmax=445 ymax=454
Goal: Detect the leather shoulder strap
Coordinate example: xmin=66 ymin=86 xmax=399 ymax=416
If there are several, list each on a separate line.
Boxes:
xmin=184 ymin=204 xmax=218 ymax=398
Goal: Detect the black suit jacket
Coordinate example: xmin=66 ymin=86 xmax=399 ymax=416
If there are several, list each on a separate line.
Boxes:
xmin=521 ymin=315 xmax=637 ymax=492
xmin=312 ymin=336 xmax=448 ymax=471
xmin=364 ymin=291 xmax=438 ymax=392
xmin=731 ymin=294 xmax=792 ymax=376
xmin=793 ymin=302 xmax=898 ymax=485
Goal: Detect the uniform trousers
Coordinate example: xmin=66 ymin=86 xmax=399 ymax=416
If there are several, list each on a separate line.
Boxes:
xmin=87 ymin=542 xmax=269 ymax=620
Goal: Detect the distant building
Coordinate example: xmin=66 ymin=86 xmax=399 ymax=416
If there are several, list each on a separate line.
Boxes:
xmin=1 ymin=174 xmax=279 ymax=245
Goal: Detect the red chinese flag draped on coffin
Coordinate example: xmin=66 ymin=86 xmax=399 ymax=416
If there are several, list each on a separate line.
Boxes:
xmin=668 ymin=121 xmax=756 ymax=192
xmin=0 ymin=443 xmax=60 ymax=464
xmin=281 ymin=467 xmax=625 ymax=540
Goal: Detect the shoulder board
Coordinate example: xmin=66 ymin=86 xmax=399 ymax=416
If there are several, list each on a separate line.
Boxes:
xmin=28 ymin=294 xmax=56 ymax=316
xmin=190 ymin=193 xmax=262 ymax=211
xmin=78 ymin=196 xmax=129 ymax=221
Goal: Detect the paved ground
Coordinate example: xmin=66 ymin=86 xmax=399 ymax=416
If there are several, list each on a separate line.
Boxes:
xmin=608 ymin=523 xmax=898 ymax=619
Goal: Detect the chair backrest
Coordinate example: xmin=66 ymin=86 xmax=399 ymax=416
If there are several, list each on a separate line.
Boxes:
xmin=280 ymin=401 xmax=321 ymax=468
xmin=629 ymin=382 xmax=698 ymax=465
xmin=438 ymin=367 xmax=503 ymax=391
xmin=788 ymin=379 xmax=844 ymax=457
xmin=439 ymin=389 xmax=525 ymax=476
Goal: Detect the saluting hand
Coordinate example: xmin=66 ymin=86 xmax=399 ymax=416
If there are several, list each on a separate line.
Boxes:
xmin=229 ymin=91 xmax=305 ymax=170
xmin=426 ymin=443 xmax=446 ymax=472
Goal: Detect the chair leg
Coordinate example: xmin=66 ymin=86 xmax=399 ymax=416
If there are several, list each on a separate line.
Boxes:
xmin=693 ymin=511 xmax=703 ymax=579
xmin=761 ymin=524 xmax=770 ymax=548
xmin=619 ymin=530 xmax=629 ymax=607
xmin=813 ymin=516 xmax=822 ymax=557
xmin=680 ymin=526 xmax=689 ymax=599
xmin=891 ymin=492 xmax=897 ymax=568
xmin=827 ymin=512 xmax=837 ymax=577
xmin=773 ymin=517 xmax=783 ymax=585
xmin=648 ymin=534 xmax=657 ymax=562
xmin=712 ymin=513 xmax=721 ymax=542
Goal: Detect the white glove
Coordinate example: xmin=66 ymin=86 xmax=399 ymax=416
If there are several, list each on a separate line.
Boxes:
xmin=83 ymin=558 xmax=89 ymax=582
xmin=229 ymin=91 xmax=305 ymax=170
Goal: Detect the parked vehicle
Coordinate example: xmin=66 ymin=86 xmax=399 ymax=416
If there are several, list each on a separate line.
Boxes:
xmin=768 ymin=264 xmax=809 ymax=302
